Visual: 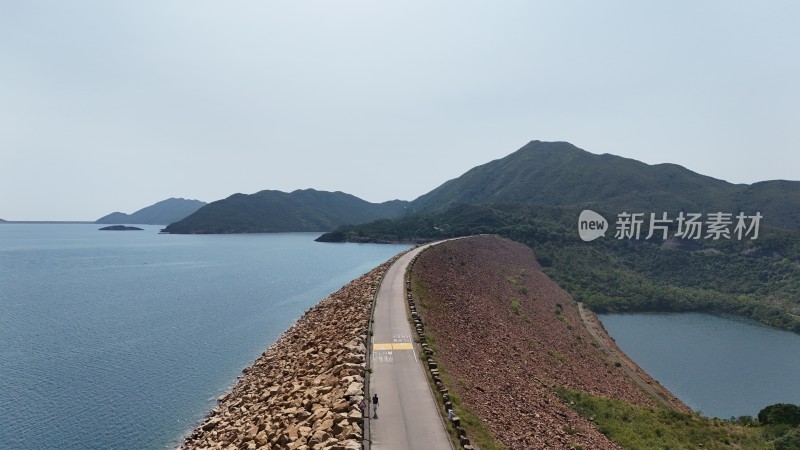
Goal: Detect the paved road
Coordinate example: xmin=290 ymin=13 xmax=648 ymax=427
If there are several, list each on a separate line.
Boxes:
xmin=369 ymin=245 xmax=452 ymax=450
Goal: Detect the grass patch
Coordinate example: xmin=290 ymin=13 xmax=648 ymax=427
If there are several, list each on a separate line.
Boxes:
xmin=511 ymin=297 xmax=521 ymax=315
xmin=506 ymin=272 xmax=529 ymax=295
xmin=547 ymin=349 xmax=570 ymax=365
xmin=411 ymin=276 xmax=433 ymax=310
xmin=510 ymin=297 xmax=531 ymax=321
xmin=556 ymin=387 xmax=769 ymax=449
xmin=435 ymin=361 xmax=507 ymax=450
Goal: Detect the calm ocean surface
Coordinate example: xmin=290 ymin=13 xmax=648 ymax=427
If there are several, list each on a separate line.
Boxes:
xmin=599 ymin=312 xmax=800 ymax=419
xmin=0 ymin=224 xmax=410 ymax=450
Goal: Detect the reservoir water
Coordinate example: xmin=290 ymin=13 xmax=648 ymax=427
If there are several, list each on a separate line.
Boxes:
xmin=599 ymin=312 xmax=800 ymax=419
xmin=0 ymin=224 xmax=410 ymax=450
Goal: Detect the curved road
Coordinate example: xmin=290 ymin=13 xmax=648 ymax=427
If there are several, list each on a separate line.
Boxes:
xmin=369 ymin=244 xmax=452 ymax=449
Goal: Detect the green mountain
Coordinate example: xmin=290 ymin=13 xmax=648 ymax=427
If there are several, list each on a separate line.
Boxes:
xmin=96 ymin=198 xmax=206 ymax=225
xmin=319 ymin=202 xmax=800 ymax=333
xmin=410 ymin=140 xmax=800 ymax=230
xmin=162 ymin=189 xmax=409 ymax=234
xmin=161 ymin=141 xmax=799 ymax=235
xmin=317 ymin=141 xmax=800 ymax=333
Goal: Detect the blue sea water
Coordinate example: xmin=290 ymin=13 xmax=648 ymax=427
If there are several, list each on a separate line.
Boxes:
xmin=599 ymin=312 xmax=800 ymax=419
xmin=0 ymin=224 xmax=410 ymax=449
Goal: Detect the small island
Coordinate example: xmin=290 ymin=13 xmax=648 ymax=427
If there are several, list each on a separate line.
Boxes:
xmin=99 ymin=225 xmax=143 ymax=231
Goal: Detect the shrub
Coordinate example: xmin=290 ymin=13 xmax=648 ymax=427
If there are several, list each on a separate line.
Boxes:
xmin=758 ymin=403 xmax=800 ymax=427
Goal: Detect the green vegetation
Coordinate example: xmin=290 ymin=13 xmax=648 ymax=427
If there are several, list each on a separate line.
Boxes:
xmin=440 ymin=371 xmax=507 ymax=450
xmin=321 ymin=202 xmax=800 ymax=333
xmin=557 ymin=388 xmax=770 ymax=449
xmin=506 ymin=275 xmax=532 ymax=320
xmin=759 ymin=404 xmax=800 ymax=428
xmin=318 ymin=140 xmax=800 ymax=330
xmin=547 ymin=349 xmax=570 ymax=365
xmin=505 ymin=272 xmax=529 ymax=295
xmin=535 ymin=229 xmax=800 ymax=332
xmin=559 ymin=389 xmax=800 ymax=449
xmin=409 ymin=140 xmax=800 ymax=231
xmin=164 ymin=189 xmax=408 ymax=233
xmin=510 ymin=297 xmax=522 ymax=316
xmin=773 ymin=430 xmax=800 ymax=450
xmin=756 ymin=403 xmax=800 ymax=450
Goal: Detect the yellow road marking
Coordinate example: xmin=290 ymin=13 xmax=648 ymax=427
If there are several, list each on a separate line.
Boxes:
xmin=373 ymin=343 xmax=413 ymax=350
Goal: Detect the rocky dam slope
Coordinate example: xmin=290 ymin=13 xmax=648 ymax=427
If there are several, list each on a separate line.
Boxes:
xmin=180 ymin=256 xmax=401 ymax=450
xmin=410 ymin=235 xmax=688 ymax=449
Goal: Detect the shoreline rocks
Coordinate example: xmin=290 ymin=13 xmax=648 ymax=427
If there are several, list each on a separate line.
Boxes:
xmin=179 ymin=255 xmax=401 ymax=450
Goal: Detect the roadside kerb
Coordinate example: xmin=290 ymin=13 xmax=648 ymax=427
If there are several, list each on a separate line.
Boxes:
xmin=369 ymin=241 xmax=454 ymax=449
xmin=406 ymin=247 xmax=475 ymax=449
xmin=363 ymin=247 xmax=416 ymax=450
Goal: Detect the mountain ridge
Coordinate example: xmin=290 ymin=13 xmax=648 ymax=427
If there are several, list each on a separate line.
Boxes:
xmin=409 ymin=140 xmax=800 ymax=230
xmin=164 ymin=140 xmax=800 ymax=234
xmin=162 ymin=189 xmax=409 ymax=234
xmin=97 ymin=198 xmax=206 ymax=225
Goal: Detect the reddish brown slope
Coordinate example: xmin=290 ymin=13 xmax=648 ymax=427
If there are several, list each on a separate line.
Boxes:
xmin=411 ymin=235 xmax=687 ymax=449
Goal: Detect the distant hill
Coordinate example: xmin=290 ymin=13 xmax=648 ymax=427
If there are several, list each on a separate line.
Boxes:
xmin=96 ymin=198 xmax=206 ymax=225
xmin=165 ymin=140 xmax=800 ymax=234
xmin=410 ymin=140 xmax=800 ymax=230
xmin=162 ymin=189 xmax=409 ymax=234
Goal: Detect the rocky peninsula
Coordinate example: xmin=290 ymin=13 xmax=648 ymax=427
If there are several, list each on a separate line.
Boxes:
xmin=179 ymin=255 xmax=401 ymax=450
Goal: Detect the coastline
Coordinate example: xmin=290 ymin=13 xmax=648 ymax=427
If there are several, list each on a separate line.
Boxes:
xmin=179 ymin=253 xmax=403 ymax=450
xmin=577 ymin=303 xmax=689 ymax=413
xmin=177 ymin=235 xmax=695 ymax=449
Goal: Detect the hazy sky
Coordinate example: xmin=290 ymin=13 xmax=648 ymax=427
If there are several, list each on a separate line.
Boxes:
xmin=1 ymin=1 xmax=798 ymax=220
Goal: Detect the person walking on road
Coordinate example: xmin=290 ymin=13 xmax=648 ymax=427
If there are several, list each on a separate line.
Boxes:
xmin=372 ymin=393 xmax=379 ymax=419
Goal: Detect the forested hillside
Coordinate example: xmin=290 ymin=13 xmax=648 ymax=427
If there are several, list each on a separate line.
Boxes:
xmin=163 ymin=189 xmax=408 ymax=234
xmin=411 ymin=141 xmax=800 ymax=231
xmin=319 ymin=203 xmax=800 ymax=333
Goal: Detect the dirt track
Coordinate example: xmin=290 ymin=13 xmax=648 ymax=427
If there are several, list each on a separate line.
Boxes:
xmin=577 ymin=303 xmax=689 ymax=413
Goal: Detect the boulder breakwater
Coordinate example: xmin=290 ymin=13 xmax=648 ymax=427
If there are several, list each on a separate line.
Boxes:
xmin=180 ymin=256 xmax=400 ymax=450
